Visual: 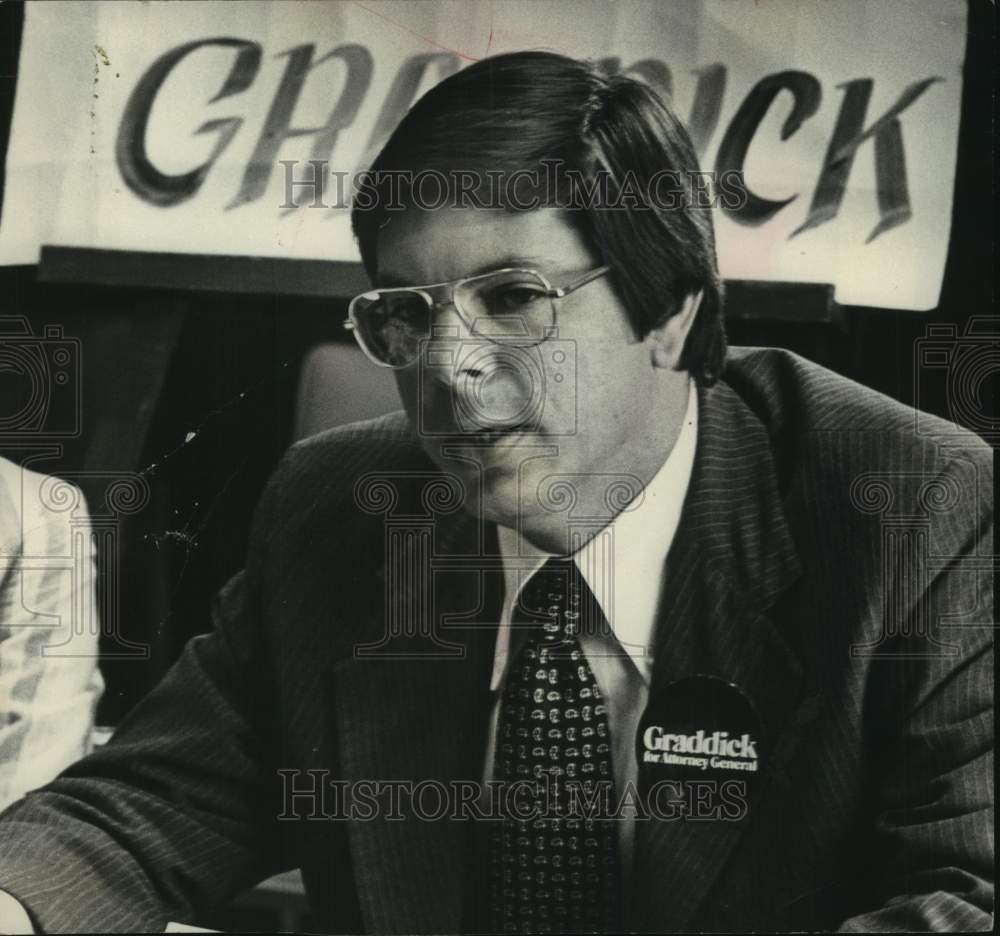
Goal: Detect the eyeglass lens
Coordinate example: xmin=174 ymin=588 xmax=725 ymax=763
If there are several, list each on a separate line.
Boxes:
xmin=355 ymin=291 xmax=430 ymax=367
xmin=357 ymin=270 xmax=555 ymax=366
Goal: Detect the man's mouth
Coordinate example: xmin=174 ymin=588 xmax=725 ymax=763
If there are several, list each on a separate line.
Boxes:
xmin=444 ymin=422 xmax=532 ymax=447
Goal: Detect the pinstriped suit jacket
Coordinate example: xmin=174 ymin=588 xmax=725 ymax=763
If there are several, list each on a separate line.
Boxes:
xmin=0 ymin=347 xmax=992 ymax=933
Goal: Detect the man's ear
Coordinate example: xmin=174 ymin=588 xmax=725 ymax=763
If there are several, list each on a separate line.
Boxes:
xmin=649 ymin=290 xmax=702 ymax=369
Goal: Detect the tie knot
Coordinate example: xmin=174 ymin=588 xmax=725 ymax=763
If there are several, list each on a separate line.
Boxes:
xmin=518 ymin=558 xmax=583 ymax=639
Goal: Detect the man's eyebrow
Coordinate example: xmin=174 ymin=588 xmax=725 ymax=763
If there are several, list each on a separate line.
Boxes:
xmin=376 ymin=256 xmax=554 ymax=288
xmin=464 ymin=256 xmax=553 ymax=277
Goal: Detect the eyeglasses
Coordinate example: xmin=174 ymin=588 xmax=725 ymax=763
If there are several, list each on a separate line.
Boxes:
xmin=343 ymin=265 xmax=610 ymax=368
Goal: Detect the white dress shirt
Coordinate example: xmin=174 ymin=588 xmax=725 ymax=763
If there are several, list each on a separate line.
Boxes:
xmin=484 ymin=380 xmax=698 ymax=888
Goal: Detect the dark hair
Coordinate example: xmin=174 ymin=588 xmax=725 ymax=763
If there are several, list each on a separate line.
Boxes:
xmin=351 ymin=51 xmax=726 ymax=385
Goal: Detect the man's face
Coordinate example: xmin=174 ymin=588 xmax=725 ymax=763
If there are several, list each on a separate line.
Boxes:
xmin=375 ymin=207 xmax=691 ymax=551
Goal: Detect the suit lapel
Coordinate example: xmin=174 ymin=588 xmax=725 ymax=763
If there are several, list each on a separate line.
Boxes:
xmin=331 ymin=504 xmax=502 ymax=934
xmin=632 ymin=378 xmax=817 ymax=931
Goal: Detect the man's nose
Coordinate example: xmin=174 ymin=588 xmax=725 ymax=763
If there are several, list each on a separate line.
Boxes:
xmin=428 ymin=339 xmax=536 ymax=430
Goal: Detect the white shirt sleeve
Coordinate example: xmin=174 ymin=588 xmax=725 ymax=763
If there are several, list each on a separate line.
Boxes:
xmin=0 ymin=460 xmax=104 ymax=811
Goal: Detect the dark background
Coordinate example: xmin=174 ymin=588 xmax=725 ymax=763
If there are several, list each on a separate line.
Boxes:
xmin=0 ymin=0 xmax=995 ymax=724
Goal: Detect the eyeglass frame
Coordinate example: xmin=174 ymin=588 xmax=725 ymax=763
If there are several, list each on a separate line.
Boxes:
xmin=342 ymin=264 xmax=612 ymax=368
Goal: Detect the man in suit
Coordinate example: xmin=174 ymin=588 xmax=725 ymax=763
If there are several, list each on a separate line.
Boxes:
xmin=0 ymin=51 xmax=992 ymax=933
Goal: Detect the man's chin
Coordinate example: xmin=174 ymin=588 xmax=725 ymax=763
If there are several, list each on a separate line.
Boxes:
xmin=424 ymin=437 xmax=552 ymax=528
xmin=476 ymin=465 xmax=524 ymax=525
xmin=428 ymin=435 xmax=530 ymax=483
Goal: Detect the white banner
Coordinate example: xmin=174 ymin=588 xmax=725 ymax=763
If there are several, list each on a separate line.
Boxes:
xmin=0 ymin=0 xmax=967 ymax=310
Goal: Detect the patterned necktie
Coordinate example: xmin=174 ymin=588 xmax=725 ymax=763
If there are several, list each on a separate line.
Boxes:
xmin=488 ymin=558 xmax=620 ymax=934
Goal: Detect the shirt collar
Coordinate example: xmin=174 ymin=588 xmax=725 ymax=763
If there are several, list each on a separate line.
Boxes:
xmin=494 ymin=379 xmax=699 ymax=687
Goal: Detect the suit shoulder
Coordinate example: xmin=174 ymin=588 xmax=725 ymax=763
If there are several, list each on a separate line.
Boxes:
xmin=269 ymin=410 xmax=427 ymax=490
xmin=725 ymin=349 xmax=991 ymax=588
xmin=724 ymin=346 xmax=991 ymax=465
xmin=248 ymin=411 xmax=432 ymax=545
xmin=282 ymin=410 xmax=422 ymax=476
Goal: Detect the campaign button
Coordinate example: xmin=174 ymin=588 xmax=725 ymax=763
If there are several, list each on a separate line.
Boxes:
xmin=636 ymin=674 xmax=764 ymax=804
